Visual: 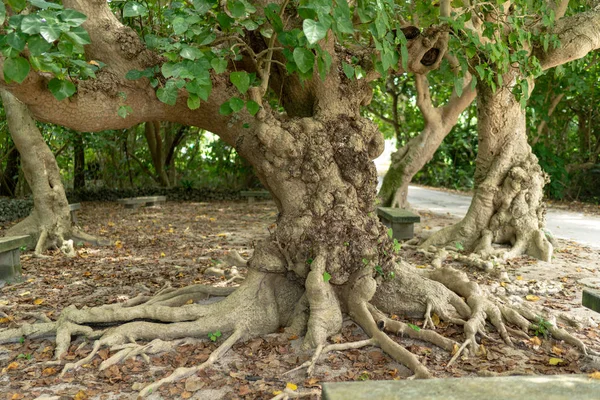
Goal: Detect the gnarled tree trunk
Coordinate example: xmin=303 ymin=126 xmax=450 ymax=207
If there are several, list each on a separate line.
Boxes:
xmin=73 ymin=134 xmax=85 ymax=190
xmin=423 ymin=75 xmax=553 ymax=261
xmin=0 ymin=89 xmax=72 ymax=254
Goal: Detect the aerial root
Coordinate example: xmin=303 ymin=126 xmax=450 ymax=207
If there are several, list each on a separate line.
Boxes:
xmin=138 ymin=329 xmax=245 ymax=397
xmin=367 ymin=304 xmax=456 ymax=352
xmin=285 ymin=338 xmax=377 ymax=376
xmin=446 ymin=338 xmax=472 ymax=368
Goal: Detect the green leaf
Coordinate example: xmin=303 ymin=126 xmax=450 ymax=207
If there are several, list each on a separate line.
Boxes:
xmin=59 ymin=9 xmax=87 ymax=26
xmin=172 ymin=17 xmax=189 ymax=35
xmin=40 ymin=24 xmax=61 ymax=42
xmin=293 ymin=48 xmax=314 ymax=74
xmin=387 ymin=228 xmax=393 ymax=239
xmin=117 ymin=105 xmax=132 ymax=118
xmin=230 ymin=71 xmax=250 ymax=94
xmin=211 ymin=58 xmax=227 ymax=73
xmin=125 ymin=69 xmax=144 ymax=80
xmin=229 ymin=96 xmax=244 ymax=112
xmin=3 ymin=56 xmax=29 ymax=83
xmin=400 ymin=44 xmax=409 ymax=71
xmin=193 ymin=0 xmax=212 ymax=14
xmin=187 ymin=94 xmax=201 ymax=110
xmin=6 ymin=33 xmax=26 ymax=52
xmin=342 ymin=62 xmax=354 ymax=79
xmin=30 ymin=0 xmax=62 ymax=9
xmin=48 ymin=78 xmax=76 ymax=100
xmin=180 ymin=46 xmax=203 ymax=60
xmin=323 ymin=271 xmax=331 ymax=282
xmin=454 ymin=76 xmax=464 ymax=97
xmin=407 ymin=323 xmax=421 ymax=332
xmin=219 ymin=101 xmax=233 ymax=115
xmin=227 ymin=0 xmax=246 ymax=18
xmin=157 ymin=83 xmax=178 ymax=106
xmin=65 ymin=26 xmax=91 ymax=45
xmin=123 ymin=2 xmax=148 ymax=17
xmin=6 ymin=0 xmax=26 ymax=12
xmin=27 ymin=36 xmax=52 ymax=56
xmin=246 ymin=100 xmax=260 ymax=115
xmin=303 ymin=19 xmax=328 ymax=45
xmin=21 ymin=15 xmax=42 ymax=34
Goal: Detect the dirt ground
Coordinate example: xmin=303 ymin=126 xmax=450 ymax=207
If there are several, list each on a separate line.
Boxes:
xmin=0 ymin=200 xmax=599 ymax=400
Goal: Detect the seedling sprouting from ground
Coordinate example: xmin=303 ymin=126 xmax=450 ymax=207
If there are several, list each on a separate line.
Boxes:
xmin=533 ymin=316 xmax=552 ymax=338
xmin=374 ymin=265 xmax=384 ymax=277
xmin=208 ymin=330 xmax=222 ymax=342
xmin=17 ymin=353 xmax=32 ymax=360
xmin=323 ymin=272 xmax=332 ymax=282
xmin=393 ymin=239 xmax=402 ymax=253
xmin=455 ymin=241 xmax=464 ymax=251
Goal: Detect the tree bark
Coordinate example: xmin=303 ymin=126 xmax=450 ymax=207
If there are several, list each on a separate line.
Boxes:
xmin=422 ymin=76 xmax=553 ymax=261
xmin=144 ymin=121 xmax=170 ymax=187
xmin=0 ymin=89 xmax=72 ymax=254
xmin=73 ymin=134 xmax=85 ymax=190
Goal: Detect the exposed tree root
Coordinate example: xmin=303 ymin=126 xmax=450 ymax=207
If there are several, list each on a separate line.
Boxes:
xmin=270 ymin=388 xmax=321 ymax=400
xmin=285 ymin=338 xmax=376 ymax=376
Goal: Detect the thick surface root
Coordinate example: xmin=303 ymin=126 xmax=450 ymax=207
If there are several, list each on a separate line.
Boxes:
xmin=0 ymin=270 xmax=303 ymax=397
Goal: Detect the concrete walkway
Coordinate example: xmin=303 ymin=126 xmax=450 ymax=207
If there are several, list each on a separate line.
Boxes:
xmin=407 ymin=185 xmax=600 ymax=249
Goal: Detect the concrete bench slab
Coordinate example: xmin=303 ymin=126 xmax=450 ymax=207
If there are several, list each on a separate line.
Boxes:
xmin=583 ymin=289 xmax=600 ymax=313
xmin=117 ymin=196 xmax=167 ymax=209
xmin=69 ymin=203 xmax=81 ymax=225
xmin=0 ymin=235 xmax=30 ymax=280
xmin=322 ymin=375 xmax=600 ymax=400
xmin=377 ymin=207 xmax=420 ymax=240
xmin=240 ymin=190 xmax=271 ymax=203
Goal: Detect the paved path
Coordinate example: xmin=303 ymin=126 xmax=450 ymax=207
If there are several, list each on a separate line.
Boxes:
xmin=407 ymin=185 xmax=600 ymax=249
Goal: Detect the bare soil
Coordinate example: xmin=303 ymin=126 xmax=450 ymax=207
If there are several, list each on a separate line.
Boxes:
xmin=1 ymin=200 xmax=599 ymax=399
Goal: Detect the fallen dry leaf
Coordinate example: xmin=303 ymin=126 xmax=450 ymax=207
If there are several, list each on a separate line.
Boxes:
xmin=286 ymin=382 xmax=298 ymax=391
xmin=548 ymin=358 xmax=563 ymax=365
xmin=588 ymin=371 xmax=600 ymax=380
xmin=526 ymin=294 xmax=540 ymax=302
xmin=530 ymin=336 xmax=542 ymax=346
xmin=42 ymin=367 xmax=57 ymax=376
xmin=33 ymin=298 xmax=45 ymax=305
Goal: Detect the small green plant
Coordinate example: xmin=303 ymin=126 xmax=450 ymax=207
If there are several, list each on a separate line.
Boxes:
xmin=343 ymin=241 xmax=349 ymax=246
xmin=17 ymin=353 xmax=32 ymax=360
xmin=77 ymin=241 xmax=84 ymax=247
xmin=393 ymin=239 xmax=401 ymax=253
xmin=19 ymin=246 xmax=27 ymax=251
xmin=180 ymin=179 xmax=194 ymax=190
xmin=374 ymin=265 xmax=384 ymax=277
xmin=455 ymin=241 xmax=464 ymax=251
xmin=387 ymin=271 xmax=396 ymax=280
xmin=19 ymin=336 xmax=25 ymax=344
xmin=358 ymin=371 xmax=370 ymax=381
xmin=362 ymin=258 xmax=369 ymax=265
xmin=387 ymin=228 xmax=393 ymax=239
xmin=208 ymin=330 xmax=222 ymax=342
xmin=323 ymin=272 xmax=331 ymax=282
xmin=533 ymin=316 xmax=552 ymax=338
xmin=306 ymin=258 xmax=313 ymax=265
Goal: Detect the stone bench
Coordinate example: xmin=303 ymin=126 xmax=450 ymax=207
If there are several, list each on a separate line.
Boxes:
xmin=377 ymin=207 xmax=420 ymax=240
xmin=69 ymin=203 xmax=81 ymax=225
xmin=117 ymin=196 xmax=167 ymax=209
xmin=240 ymin=190 xmax=271 ymax=203
xmin=583 ymin=289 xmax=600 ymax=313
xmin=322 ymin=375 xmax=600 ymax=400
xmin=0 ymin=235 xmax=30 ymax=280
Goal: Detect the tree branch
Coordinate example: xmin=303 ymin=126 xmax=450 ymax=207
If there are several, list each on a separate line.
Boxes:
xmin=536 ymin=5 xmax=600 ymax=70
xmin=414 ymin=74 xmax=438 ymax=123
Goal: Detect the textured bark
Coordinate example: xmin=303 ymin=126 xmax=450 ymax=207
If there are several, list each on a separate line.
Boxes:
xmin=0 ymin=90 xmax=72 ymax=253
xmin=422 ymin=76 xmax=553 ymax=261
xmin=379 ymin=73 xmax=476 ymax=208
